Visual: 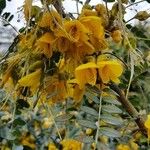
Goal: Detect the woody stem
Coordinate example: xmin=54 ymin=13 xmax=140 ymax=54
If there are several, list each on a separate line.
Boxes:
xmin=109 ymin=82 xmax=147 ymax=136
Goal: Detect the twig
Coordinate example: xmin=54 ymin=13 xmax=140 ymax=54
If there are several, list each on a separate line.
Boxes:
xmin=84 ymin=0 xmax=91 ymax=5
xmin=52 ymin=0 xmax=66 ymax=17
xmin=0 ymin=16 xmax=19 ymax=34
xmin=126 ymin=0 xmax=145 ymax=8
xmin=109 ymin=82 xmax=147 ymax=136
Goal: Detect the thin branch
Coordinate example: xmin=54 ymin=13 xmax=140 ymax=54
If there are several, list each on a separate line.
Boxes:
xmin=109 ymin=82 xmax=147 ymax=136
xmin=52 ymin=0 xmax=66 ymax=17
xmin=126 ymin=0 xmax=145 ymax=8
xmin=84 ymin=0 xmax=91 ymax=5
xmin=0 ymin=16 xmax=19 ymax=34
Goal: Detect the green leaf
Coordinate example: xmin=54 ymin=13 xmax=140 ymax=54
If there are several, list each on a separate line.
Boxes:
xmin=55 ymin=114 xmax=73 ymax=122
xmin=102 ymin=105 xmax=122 ymax=114
xmin=81 ymin=106 xmax=98 ymax=117
xmin=13 ymin=117 xmax=26 ymax=127
xmin=85 ymin=92 xmax=99 ymax=104
xmin=103 ymin=97 xmax=121 ymax=105
xmin=8 ymin=14 xmax=14 ymax=22
xmin=101 ymin=114 xmax=123 ymax=126
xmin=2 ymin=12 xmax=11 ymax=19
xmin=99 ymin=127 xmax=121 ymax=137
xmin=78 ymin=120 xmax=97 ymax=129
xmin=0 ymin=126 xmax=16 ymax=140
xmin=0 ymin=0 xmax=6 ymax=14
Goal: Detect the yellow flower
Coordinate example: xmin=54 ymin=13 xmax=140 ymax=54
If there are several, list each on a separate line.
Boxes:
xmin=80 ymin=16 xmax=108 ymax=50
xmin=97 ymin=60 xmax=123 ymax=84
xmin=18 ymin=69 xmax=41 ymax=94
xmin=145 ymin=115 xmax=150 ymax=139
xmin=38 ymin=11 xmax=62 ymax=31
xmin=68 ymin=79 xmax=85 ymax=102
xmin=61 ymin=139 xmax=82 ymax=150
xmin=116 ymin=144 xmax=130 ymax=150
xmin=111 ymin=30 xmax=122 ymax=43
xmin=129 ymin=139 xmax=139 ymax=150
xmin=44 ymin=75 xmax=67 ymax=103
xmin=75 ymin=62 xmax=98 ymax=89
xmin=95 ymin=4 xmax=108 ymax=27
xmin=56 ymin=20 xmax=89 ymax=42
xmin=56 ymin=20 xmax=94 ymax=60
xmin=36 ymin=32 xmax=56 ymax=58
xmin=48 ymin=143 xmax=58 ymax=150
xmin=80 ymin=8 xmax=98 ymax=17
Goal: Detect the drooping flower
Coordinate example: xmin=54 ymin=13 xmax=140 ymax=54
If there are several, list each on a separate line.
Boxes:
xmin=97 ymin=60 xmax=123 ymax=83
xmin=144 ymin=115 xmax=150 ymax=140
xmin=56 ymin=20 xmax=89 ymax=42
xmin=61 ymin=139 xmax=82 ymax=150
xmin=56 ymin=20 xmax=94 ymax=60
xmin=38 ymin=11 xmax=62 ymax=31
xmin=79 ymin=16 xmax=108 ymax=50
xmin=18 ymin=69 xmax=41 ymax=94
xmin=36 ymin=32 xmax=56 ymax=58
xmin=75 ymin=62 xmax=98 ymax=89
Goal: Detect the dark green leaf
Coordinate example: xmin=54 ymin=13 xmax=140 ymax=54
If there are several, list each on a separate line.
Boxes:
xmin=2 ymin=12 xmax=11 ymax=19
xmin=8 ymin=14 xmax=14 ymax=22
xmin=13 ymin=117 xmax=26 ymax=127
xmin=0 ymin=0 xmax=6 ymax=14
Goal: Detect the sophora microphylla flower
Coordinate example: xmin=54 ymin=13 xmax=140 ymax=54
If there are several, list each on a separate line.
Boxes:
xmin=36 ymin=32 xmax=56 ymax=58
xmin=18 ymin=69 xmax=41 ymax=94
xmin=79 ymin=16 xmax=108 ymax=50
xmin=38 ymin=11 xmax=62 ymax=31
xmin=97 ymin=60 xmax=123 ymax=84
xmin=75 ymin=62 xmax=97 ymax=89
xmin=144 ymin=115 xmax=150 ymax=140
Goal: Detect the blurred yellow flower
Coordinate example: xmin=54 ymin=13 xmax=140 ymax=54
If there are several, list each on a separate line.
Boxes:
xmin=36 ymin=32 xmax=56 ymax=58
xmin=48 ymin=143 xmax=58 ymax=150
xmin=39 ymin=11 xmax=62 ymax=31
xmin=61 ymin=139 xmax=82 ymax=150
xmin=80 ymin=16 xmax=108 ymax=50
xmin=144 ymin=115 xmax=150 ymax=140
xmin=116 ymin=144 xmax=130 ymax=150
xmin=75 ymin=62 xmax=98 ymax=89
xmin=18 ymin=69 xmax=41 ymax=94
xmin=97 ymin=60 xmax=123 ymax=83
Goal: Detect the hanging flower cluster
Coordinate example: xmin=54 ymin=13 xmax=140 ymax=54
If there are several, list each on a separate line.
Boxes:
xmin=1 ymin=3 xmax=124 ymax=105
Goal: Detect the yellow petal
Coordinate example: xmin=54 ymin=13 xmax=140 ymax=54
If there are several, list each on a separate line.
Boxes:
xmin=97 ymin=60 xmax=123 ymax=83
xmin=75 ymin=62 xmax=98 ymax=89
xmin=145 ymin=115 xmax=150 ymax=129
xmin=18 ymin=69 xmax=41 ymax=94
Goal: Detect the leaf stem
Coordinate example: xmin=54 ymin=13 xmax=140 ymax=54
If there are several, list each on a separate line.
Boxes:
xmin=95 ymin=91 xmax=103 ymax=149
